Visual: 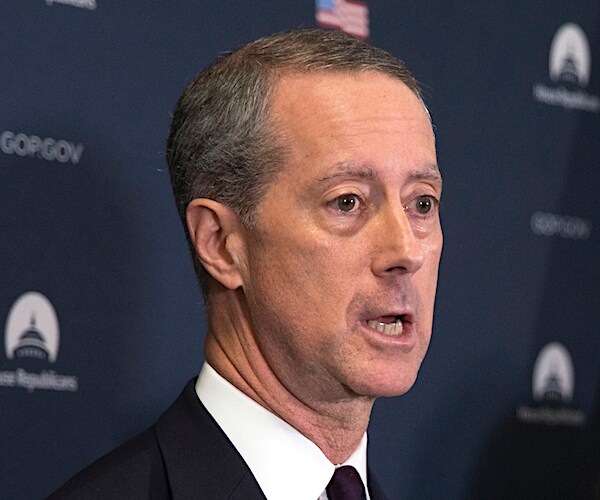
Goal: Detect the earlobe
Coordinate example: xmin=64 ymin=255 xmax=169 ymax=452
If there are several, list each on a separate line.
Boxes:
xmin=186 ymin=199 xmax=246 ymax=290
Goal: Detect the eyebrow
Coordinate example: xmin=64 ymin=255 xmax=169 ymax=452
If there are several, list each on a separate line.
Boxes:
xmin=316 ymin=161 xmax=443 ymax=187
xmin=316 ymin=163 xmax=377 ymax=183
xmin=409 ymin=163 xmax=443 ymax=187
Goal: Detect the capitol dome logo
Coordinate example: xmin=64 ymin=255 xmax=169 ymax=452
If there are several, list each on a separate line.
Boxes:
xmin=516 ymin=341 xmax=585 ymax=426
xmin=533 ymin=22 xmax=599 ymax=112
xmin=5 ymin=292 xmax=60 ymax=362
xmin=2 ymin=292 xmax=78 ymax=392
xmin=549 ymin=23 xmax=591 ymax=87
xmin=532 ymin=342 xmax=574 ymax=404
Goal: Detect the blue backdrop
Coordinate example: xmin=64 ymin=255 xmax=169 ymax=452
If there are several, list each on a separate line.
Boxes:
xmin=1 ymin=1 xmax=599 ymax=498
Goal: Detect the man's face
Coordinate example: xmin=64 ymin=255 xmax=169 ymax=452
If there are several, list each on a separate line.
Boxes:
xmin=240 ymin=71 xmax=442 ymax=404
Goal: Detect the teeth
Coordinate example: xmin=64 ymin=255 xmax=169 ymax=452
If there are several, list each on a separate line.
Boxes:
xmin=367 ymin=319 xmax=404 ymax=336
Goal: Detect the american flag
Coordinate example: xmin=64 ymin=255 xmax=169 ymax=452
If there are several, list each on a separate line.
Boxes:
xmin=315 ymin=0 xmax=369 ymax=40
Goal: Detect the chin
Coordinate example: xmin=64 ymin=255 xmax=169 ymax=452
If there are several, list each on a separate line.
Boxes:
xmin=350 ymin=366 xmax=421 ymax=398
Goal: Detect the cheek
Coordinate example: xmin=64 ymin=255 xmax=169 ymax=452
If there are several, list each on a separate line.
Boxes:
xmin=265 ymin=227 xmax=353 ymax=282
xmin=247 ymin=230 xmax=365 ymax=334
xmin=244 ymin=238 xmax=347 ymax=367
xmin=416 ymin=242 xmax=442 ymax=307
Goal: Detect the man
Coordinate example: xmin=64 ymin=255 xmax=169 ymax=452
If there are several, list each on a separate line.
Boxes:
xmin=50 ymin=28 xmax=442 ymax=499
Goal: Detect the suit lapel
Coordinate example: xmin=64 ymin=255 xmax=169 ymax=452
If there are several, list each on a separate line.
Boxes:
xmin=367 ymin=467 xmax=389 ymax=500
xmin=154 ymin=379 xmax=389 ymax=500
xmin=154 ymin=379 xmax=266 ymax=499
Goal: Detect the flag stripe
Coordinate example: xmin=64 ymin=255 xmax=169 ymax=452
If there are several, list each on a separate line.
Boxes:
xmin=315 ymin=0 xmax=369 ymax=39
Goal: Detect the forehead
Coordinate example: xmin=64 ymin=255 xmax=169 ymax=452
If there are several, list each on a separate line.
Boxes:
xmin=272 ymin=69 xmax=424 ymax=109
xmin=269 ymin=70 xmax=437 ymax=182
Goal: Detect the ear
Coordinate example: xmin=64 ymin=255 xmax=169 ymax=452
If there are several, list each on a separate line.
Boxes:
xmin=186 ymin=199 xmax=247 ymax=290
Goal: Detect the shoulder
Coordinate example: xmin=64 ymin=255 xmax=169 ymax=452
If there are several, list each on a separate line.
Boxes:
xmin=47 ymin=426 xmax=169 ymax=500
xmin=48 ymin=379 xmax=265 ymax=499
xmin=46 ymin=380 xmax=198 ymax=500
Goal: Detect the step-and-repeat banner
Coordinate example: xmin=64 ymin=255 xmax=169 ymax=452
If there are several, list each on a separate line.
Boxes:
xmin=1 ymin=1 xmax=599 ymax=498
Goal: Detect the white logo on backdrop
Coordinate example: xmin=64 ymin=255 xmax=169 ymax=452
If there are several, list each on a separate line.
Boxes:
xmin=533 ymin=22 xmax=599 ymax=112
xmin=549 ymin=23 xmax=590 ymax=87
xmin=530 ymin=212 xmax=592 ymax=240
xmin=516 ymin=342 xmax=585 ymax=426
xmin=1 ymin=292 xmax=78 ymax=393
xmin=5 ymin=292 xmax=60 ymax=362
xmin=45 ymin=0 xmax=96 ymax=10
xmin=0 ymin=131 xmax=84 ymax=165
xmin=532 ymin=342 xmax=574 ymax=403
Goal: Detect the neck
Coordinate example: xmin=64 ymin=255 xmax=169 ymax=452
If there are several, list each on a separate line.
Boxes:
xmin=204 ymin=287 xmax=375 ymax=464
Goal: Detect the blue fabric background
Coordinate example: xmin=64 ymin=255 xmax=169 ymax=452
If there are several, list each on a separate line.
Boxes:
xmin=1 ymin=1 xmax=598 ymax=498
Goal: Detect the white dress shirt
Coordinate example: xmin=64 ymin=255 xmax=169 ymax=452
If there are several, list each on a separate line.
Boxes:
xmin=195 ymin=362 xmax=371 ymax=500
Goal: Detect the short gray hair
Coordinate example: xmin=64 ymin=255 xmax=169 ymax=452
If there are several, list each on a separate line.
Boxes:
xmin=166 ymin=28 xmax=423 ymax=296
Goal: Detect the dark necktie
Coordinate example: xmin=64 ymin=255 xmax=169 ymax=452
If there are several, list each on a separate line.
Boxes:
xmin=326 ymin=465 xmax=367 ymax=500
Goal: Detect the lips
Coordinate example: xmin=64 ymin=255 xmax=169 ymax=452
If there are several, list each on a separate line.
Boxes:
xmin=365 ymin=313 xmax=414 ymax=337
xmin=367 ymin=317 xmax=404 ymax=336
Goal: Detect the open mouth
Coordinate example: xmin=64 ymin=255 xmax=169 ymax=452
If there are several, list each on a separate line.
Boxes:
xmin=366 ymin=315 xmax=406 ymax=336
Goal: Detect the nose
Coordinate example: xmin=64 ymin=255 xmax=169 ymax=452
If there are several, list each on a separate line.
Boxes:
xmin=371 ymin=204 xmax=424 ymax=276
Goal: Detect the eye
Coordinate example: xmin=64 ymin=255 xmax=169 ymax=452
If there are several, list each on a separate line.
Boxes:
xmin=407 ymin=195 xmax=439 ymax=216
xmin=415 ymin=196 xmax=434 ymax=214
xmin=333 ymin=193 xmax=362 ymax=213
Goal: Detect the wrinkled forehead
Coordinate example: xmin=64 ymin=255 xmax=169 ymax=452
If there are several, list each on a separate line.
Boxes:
xmin=259 ymin=71 xmax=438 ymax=196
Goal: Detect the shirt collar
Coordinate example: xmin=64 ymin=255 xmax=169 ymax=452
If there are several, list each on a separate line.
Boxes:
xmin=196 ymin=362 xmax=370 ymax=500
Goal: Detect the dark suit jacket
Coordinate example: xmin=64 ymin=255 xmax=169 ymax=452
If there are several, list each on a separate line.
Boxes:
xmin=48 ymin=379 xmax=388 ymax=499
